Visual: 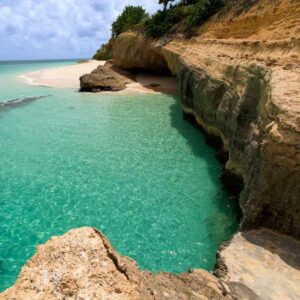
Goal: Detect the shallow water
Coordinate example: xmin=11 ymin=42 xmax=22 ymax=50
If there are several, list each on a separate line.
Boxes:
xmin=0 ymin=60 xmax=239 ymax=291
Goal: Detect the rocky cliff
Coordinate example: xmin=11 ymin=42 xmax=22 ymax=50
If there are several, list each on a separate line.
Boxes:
xmin=0 ymin=228 xmax=232 ymax=300
xmin=113 ymin=0 xmax=300 ymax=239
xmin=1 ymin=1 xmax=299 ymax=299
xmin=2 ymin=228 xmax=299 ymax=300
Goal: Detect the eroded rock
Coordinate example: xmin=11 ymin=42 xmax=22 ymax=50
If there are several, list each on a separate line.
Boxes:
xmin=79 ymin=65 xmax=131 ymax=92
xmin=0 ymin=227 xmax=232 ymax=300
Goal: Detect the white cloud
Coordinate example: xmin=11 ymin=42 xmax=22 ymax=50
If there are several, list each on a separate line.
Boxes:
xmin=0 ymin=0 xmax=161 ymax=60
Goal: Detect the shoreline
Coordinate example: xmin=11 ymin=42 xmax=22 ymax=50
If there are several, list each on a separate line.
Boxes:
xmin=20 ymin=60 xmax=178 ymax=95
xmin=19 ymin=60 xmax=105 ymax=89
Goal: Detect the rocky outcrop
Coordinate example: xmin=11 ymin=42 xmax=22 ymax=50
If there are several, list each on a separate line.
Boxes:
xmin=215 ymin=229 xmax=300 ymax=300
xmin=113 ymin=33 xmax=170 ymax=74
xmin=79 ymin=64 xmax=132 ymax=92
xmin=178 ymin=56 xmax=300 ymax=238
xmin=0 ymin=227 xmax=232 ymax=300
xmin=111 ymin=0 xmax=300 ymax=239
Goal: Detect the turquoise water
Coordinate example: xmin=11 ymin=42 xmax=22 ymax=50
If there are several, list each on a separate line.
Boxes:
xmin=0 ymin=60 xmax=239 ymax=291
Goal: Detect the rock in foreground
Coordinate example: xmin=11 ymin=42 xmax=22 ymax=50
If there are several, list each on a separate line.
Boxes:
xmin=79 ymin=65 xmax=131 ymax=92
xmin=215 ymin=229 xmax=300 ymax=300
xmin=0 ymin=227 xmax=231 ymax=300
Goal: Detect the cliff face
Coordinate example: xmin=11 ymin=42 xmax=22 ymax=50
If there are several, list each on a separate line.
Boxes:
xmin=112 ymin=0 xmax=300 ymax=239
xmin=1 ymin=2 xmax=299 ymax=299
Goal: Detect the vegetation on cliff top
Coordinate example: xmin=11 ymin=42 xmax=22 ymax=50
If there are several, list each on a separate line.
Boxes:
xmin=111 ymin=6 xmax=148 ymax=38
xmin=93 ymin=39 xmax=114 ymax=60
xmin=93 ymin=0 xmax=225 ymax=59
xmin=144 ymin=0 xmax=225 ymax=38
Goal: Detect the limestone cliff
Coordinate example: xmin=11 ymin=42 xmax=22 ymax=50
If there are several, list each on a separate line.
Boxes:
xmin=0 ymin=228 xmax=232 ymax=300
xmin=1 ymin=1 xmax=299 ymax=299
xmin=112 ymin=0 xmax=300 ymax=239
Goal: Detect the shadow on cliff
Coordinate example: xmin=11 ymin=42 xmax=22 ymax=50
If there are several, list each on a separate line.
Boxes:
xmin=169 ymin=98 xmax=212 ymax=161
xmin=168 ymin=97 xmax=241 ymax=232
xmin=168 ymin=97 xmax=225 ymax=181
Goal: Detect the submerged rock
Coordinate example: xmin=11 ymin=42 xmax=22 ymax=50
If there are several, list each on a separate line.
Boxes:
xmin=0 ymin=227 xmax=232 ymax=300
xmin=0 ymin=95 xmax=51 ymax=109
xmin=79 ymin=65 xmax=131 ymax=92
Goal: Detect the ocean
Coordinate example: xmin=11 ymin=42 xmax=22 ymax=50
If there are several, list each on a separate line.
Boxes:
xmin=0 ymin=60 xmax=239 ymax=291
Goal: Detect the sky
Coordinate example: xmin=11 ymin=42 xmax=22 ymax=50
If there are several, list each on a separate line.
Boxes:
xmin=0 ymin=0 xmax=163 ymax=60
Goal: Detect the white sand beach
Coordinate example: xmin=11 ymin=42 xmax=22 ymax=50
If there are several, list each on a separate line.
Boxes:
xmin=123 ymin=74 xmax=177 ymax=94
xmin=20 ymin=60 xmax=105 ymax=89
xmin=21 ymin=60 xmax=177 ymax=94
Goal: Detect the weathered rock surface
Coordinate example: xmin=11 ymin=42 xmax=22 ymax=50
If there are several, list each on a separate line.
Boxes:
xmin=215 ymin=229 xmax=300 ymax=300
xmin=0 ymin=227 xmax=232 ymax=300
xmin=112 ymin=0 xmax=300 ymax=239
xmin=79 ymin=64 xmax=132 ymax=92
xmin=112 ymin=33 xmax=170 ymax=74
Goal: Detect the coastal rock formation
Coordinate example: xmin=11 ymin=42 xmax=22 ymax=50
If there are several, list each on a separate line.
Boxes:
xmin=215 ymin=229 xmax=300 ymax=300
xmin=112 ymin=0 xmax=300 ymax=239
xmin=79 ymin=64 xmax=132 ymax=92
xmin=112 ymin=33 xmax=170 ymax=74
xmin=0 ymin=227 xmax=232 ymax=300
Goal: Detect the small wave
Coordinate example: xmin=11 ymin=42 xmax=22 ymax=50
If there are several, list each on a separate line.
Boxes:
xmin=0 ymin=95 xmax=51 ymax=109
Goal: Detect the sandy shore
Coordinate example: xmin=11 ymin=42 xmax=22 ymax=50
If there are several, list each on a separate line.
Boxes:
xmin=123 ymin=74 xmax=177 ymax=94
xmin=21 ymin=60 xmax=177 ymax=94
xmin=20 ymin=60 xmax=105 ymax=89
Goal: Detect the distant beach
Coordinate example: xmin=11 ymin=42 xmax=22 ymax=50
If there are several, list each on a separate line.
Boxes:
xmin=20 ymin=60 xmax=104 ymax=89
xmin=20 ymin=60 xmax=177 ymax=94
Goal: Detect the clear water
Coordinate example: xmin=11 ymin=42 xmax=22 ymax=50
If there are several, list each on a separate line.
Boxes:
xmin=0 ymin=60 xmax=239 ymax=291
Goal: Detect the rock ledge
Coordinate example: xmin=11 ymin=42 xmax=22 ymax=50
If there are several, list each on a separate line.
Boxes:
xmin=0 ymin=227 xmax=231 ymax=300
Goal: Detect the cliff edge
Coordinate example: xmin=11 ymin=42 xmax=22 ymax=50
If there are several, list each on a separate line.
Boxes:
xmin=113 ymin=0 xmax=300 ymax=239
xmin=0 ymin=228 xmax=232 ymax=300
xmin=1 ymin=1 xmax=299 ymax=299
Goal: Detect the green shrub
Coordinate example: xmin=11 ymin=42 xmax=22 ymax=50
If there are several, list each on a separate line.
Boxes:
xmin=93 ymin=39 xmax=114 ymax=60
xmin=112 ymin=6 xmax=148 ymax=38
xmin=145 ymin=6 xmax=184 ymax=38
xmin=186 ymin=0 xmax=224 ymax=29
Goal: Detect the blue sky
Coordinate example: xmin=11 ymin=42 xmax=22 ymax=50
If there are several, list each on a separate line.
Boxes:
xmin=0 ymin=0 xmax=163 ymax=60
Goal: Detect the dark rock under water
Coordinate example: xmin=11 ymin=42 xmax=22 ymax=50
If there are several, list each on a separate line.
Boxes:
xmin=0 ymin=95 xmax=51 ymax=109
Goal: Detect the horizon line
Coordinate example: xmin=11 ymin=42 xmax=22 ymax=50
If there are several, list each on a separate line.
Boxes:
xmin=0 ymin=58 xmax=89 ymax=63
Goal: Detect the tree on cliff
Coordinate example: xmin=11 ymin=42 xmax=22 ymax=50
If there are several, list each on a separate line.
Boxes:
xmin=186 ymin=0 xmax=224 ymax=28
xmin=112 ymin=6 xmax=148 ymax=38
xmin=159 ymin=0 xmax=175 ymax=11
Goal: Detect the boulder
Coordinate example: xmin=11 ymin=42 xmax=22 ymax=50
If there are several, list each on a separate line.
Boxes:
xmin=79 ymin=65 xmax=130 ymax=92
